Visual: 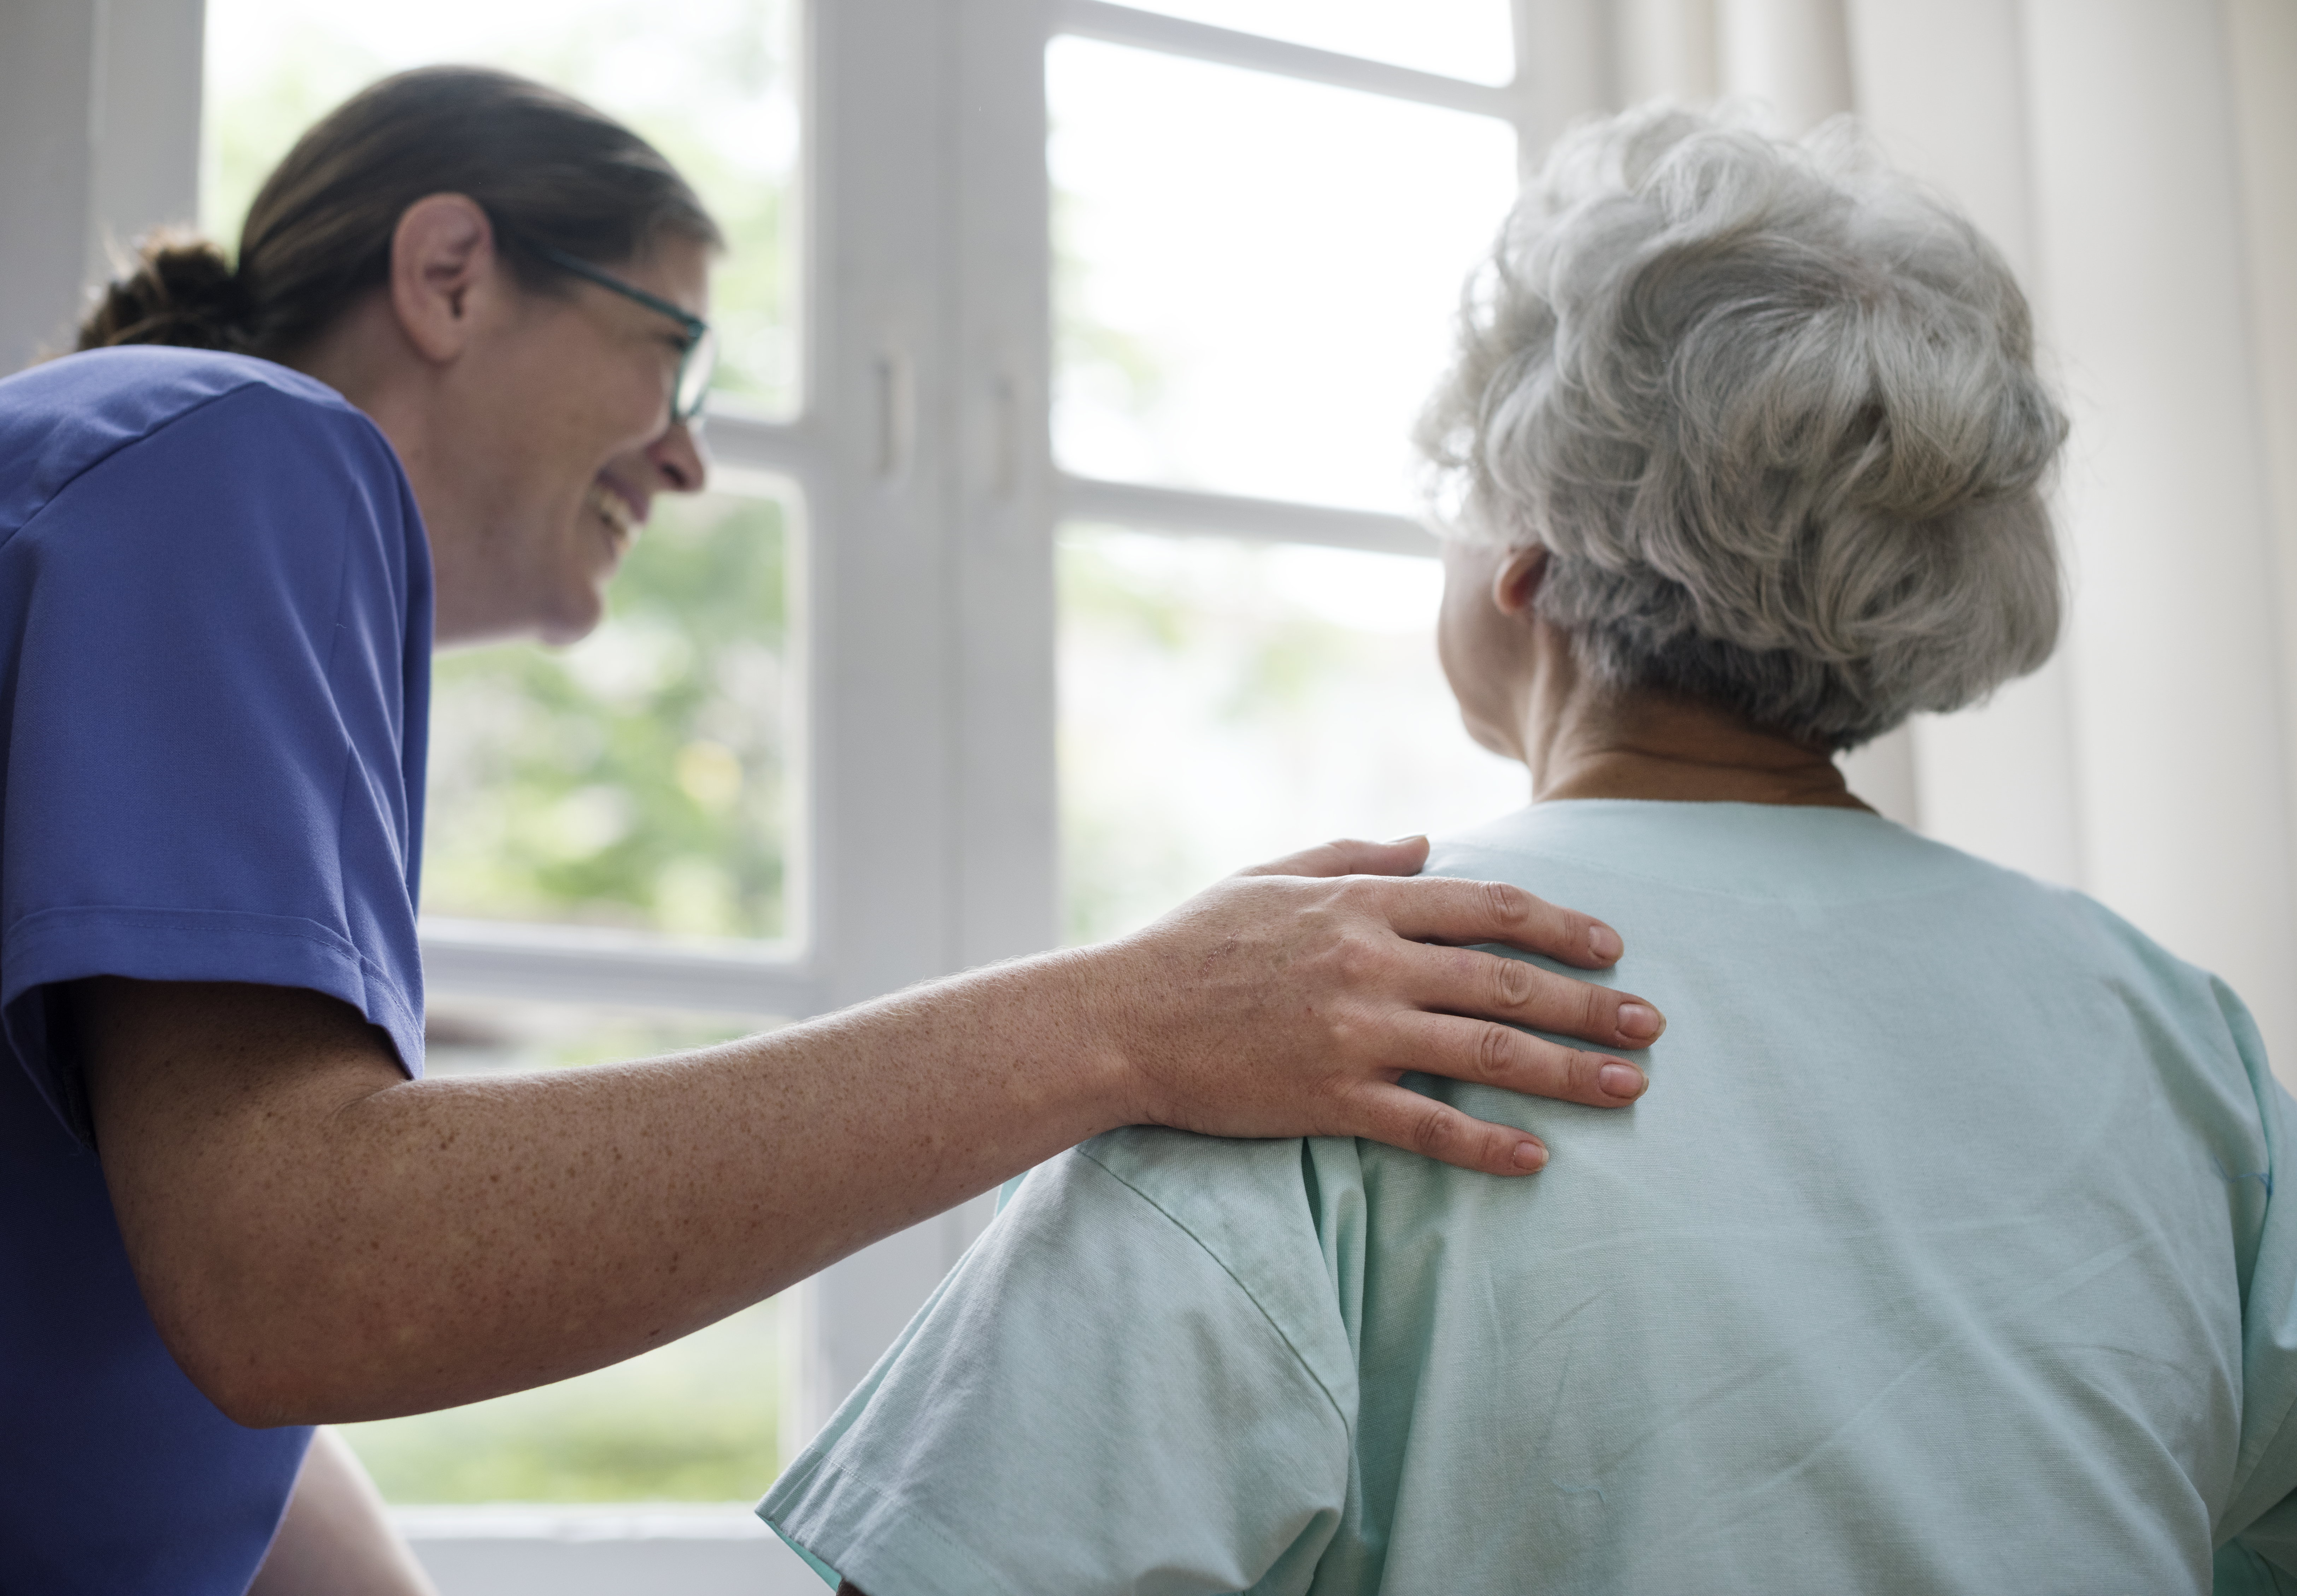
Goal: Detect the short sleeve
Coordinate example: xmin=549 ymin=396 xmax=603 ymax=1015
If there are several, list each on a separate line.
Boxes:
xmin=0 ymin=372 xmax=431 ymax=1138
xmin=2212 ymin=981 xmax=2297 ymax=1576
xmin=758 ymin=1139 xmax=1356 ymax=1596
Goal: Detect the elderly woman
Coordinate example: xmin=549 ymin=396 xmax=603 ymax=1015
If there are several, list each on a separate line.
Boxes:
xmin=758 ymin=107 xmax=2295 ymax=1592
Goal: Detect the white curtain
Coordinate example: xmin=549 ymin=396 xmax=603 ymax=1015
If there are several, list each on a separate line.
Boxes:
xmin=1602 ymin=0 xmax=2297 ymax=1076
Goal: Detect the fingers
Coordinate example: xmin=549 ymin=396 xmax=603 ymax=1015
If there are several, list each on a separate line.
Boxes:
xmin=1370 ymin=874 xmax=1625 ymax=970
xmin=1399 ymin=940 xmax=1661 ymax=1049
xmin=1403 ymin=1011 xmax=1647 ymax=1107
xmin=1237 ymin=835 xmax=1431 ymax=880
xmin=1333 ymin=1013 xmax=1647 ymax=1177
xmin=1345 ymin=1081 xmax=1552 ymax=1176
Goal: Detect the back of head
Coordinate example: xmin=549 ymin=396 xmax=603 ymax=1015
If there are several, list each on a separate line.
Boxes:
xmin=1417 ymin=105 xmax=2069 ymax=750
xmin=72 ymin=65 xmax=721 ymax=363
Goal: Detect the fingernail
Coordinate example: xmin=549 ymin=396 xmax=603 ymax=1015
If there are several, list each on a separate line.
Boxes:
xmin=1385 ymin=834 xmax=1428 ymax=847
xmin=1588 ymin=924 xmax=1622 ymax=960
xmin=1599 ymin=1062 xmax=1646 ymax=1099
xmin=1616 ymin=1002 xmax=1659 ymax=1040
xmin=1512 ymin=1139 xmax=1549 ymax=1171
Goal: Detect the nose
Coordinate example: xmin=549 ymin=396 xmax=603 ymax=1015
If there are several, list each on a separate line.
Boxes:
xmin=645 ymin=418 xmax=709 ymax=495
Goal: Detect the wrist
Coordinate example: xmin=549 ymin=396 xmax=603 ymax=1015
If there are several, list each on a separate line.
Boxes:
xmin=1022 ymin=941 xmax=1152 ymax=1138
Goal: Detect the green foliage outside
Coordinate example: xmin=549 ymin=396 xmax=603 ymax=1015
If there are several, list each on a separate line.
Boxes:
xmin=340 ymin=1297 xmax=782 ymax=1504
xmin=1058 ymin=528 xmax=1525 ymax=949
xmin=202 ymin=0 xmax=796 ymax=411
xmin=204 ymin=1 xmax=801 ymax=945
xmin=197 ymin=5 xmax=805 ymax=1501
xmin=1058 ymin=531 xmax=1378 ymax=948
xmin=424 ymin=491 xmax=791 ymax=941
xmin=200 ymin=0 xmax=1499 ymax=1509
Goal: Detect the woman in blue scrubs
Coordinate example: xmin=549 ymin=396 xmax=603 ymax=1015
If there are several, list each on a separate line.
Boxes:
xmin=0 ymin=67 xmax=1664 ymax=1591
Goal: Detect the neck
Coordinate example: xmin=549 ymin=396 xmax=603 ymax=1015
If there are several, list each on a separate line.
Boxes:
xmin=282 ymin=300 xmax=492 ymax=645
xmin=1517 ymin=638 xmax=1869 ymax=812
xmin=286 ymin=299 xmax=440 ymax=517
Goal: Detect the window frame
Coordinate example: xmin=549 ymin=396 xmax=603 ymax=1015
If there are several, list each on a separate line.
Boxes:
xmin=777 ymin=0 xmax=1593 ymax=1442
xmin=22 ymin=0 xmax=1593 ymax=1558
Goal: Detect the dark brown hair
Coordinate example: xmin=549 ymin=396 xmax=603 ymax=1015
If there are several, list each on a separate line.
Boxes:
xmin=76 ymin=65 xmax=721 ymax=358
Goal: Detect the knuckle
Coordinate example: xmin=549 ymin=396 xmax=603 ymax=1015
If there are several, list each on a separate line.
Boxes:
xmin=1488 ymin=954 xmax=1537 ymax=1010
xmin=1480 ymin=879 xmax=1531 ymax=925
xmin=1322 ymin=998 xmax=1379 ymax=1056
xmin=1329 ymin=932 xmax=1387 ymax=984
xmin=1411 ymin=1101 xmax=1458 ymax=1159
xmin=1474 ymin=1023 xmax=1519 ymax=1084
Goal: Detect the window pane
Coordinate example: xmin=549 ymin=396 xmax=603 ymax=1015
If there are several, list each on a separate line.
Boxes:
xmin=1060 ymin=528 xmax=1527 ymax=945
xmin=424 ymin=483 xmax=798 ymax=942
xmin=1115 ymin=0 xmax=1516 ymax=85
xmin=341 ymin=1001 xmax=783 ymax=1503
xmin=1050 ymin=38 xmax=1518 ymax=513
xmin=346 ymin=1299 xmax=782 ymax=1503
xmin=202 ymin=0 xmax=800 ymax=415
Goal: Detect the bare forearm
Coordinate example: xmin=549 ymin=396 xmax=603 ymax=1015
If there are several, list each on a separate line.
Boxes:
xmin=92 ymin=951 xmax=1133 ymax=1424
xmin=86 ymin=842 xmax=1665 ymax=1426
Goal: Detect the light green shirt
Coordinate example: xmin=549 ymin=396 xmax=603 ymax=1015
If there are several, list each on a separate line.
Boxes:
xmin=761 ymin=801 xmax=2297 ymax=1594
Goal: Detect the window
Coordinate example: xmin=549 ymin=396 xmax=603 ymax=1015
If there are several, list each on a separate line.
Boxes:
xmin=194 ymin=0 xmax=1565 ymax=1577
xmin=203 ymin=0 xmax=815 ymax=1525
xmin=1046 ymin=12 xmax=1529 ymax=943
xmin=26 ymin=0 xmax=2297 ymax=1579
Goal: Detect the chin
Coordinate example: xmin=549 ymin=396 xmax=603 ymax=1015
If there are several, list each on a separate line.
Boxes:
xmin=535 ymin=587 xmax=609 ymax=647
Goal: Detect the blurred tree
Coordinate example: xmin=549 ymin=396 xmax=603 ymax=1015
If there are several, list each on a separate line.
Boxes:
xmin=424 ymin=493 xmax=791 ymax=941
xmin=202 ymin=1 xmax=804 ymax=1505
xmin=204 ymin=0 xmax=795 ymax=411
xmin=1057 ymin=528 xmax=1526 ymax=948
xmin=341 ymin=1293 xmax=781 ymax=1503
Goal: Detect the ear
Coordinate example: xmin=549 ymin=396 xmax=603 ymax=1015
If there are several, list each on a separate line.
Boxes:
xmin=387 ymin=194 xmax=502 ymax=366
xmin=1491 ymin=546 xmax=1549 ymax=619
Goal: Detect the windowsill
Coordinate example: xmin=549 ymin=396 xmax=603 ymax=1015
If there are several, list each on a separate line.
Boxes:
xmin=393 ymin=1503 xmax=821 ymax=1594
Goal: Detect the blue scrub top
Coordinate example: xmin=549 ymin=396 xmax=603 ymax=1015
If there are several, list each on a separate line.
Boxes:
xmin=0 ymin=346 xmax=432 ymax=1592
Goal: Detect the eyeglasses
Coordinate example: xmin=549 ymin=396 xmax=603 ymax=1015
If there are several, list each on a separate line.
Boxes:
xmin=529 ymin=241 xmax=717 ymax=425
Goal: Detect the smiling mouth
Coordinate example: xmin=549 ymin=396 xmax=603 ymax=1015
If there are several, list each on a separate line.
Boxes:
xmin=585 ymin=482 xmax=639 ymax=550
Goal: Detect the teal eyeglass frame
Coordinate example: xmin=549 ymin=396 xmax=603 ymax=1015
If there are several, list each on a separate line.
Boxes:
xmin=529 ymin=241 xmax=718 ymax=424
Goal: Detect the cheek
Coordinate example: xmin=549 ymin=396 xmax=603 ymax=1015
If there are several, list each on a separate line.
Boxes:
xmin=1434 ymin=557 xmax=1493 ymax=697
xmin=1435 ymin=600 xmax=1471 ymax=701
xmin=1434 ymin=563 xmax=1519 ymax=743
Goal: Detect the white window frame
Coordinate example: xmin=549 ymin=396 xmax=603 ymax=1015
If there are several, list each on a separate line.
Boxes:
xmin=776 ymin=0 xmax=1615 ymax=1441
xmin=1 ymin=0 xmax=1602 ymax=1584
xmin=18 ymin=1 xmax=2297 ymax=1584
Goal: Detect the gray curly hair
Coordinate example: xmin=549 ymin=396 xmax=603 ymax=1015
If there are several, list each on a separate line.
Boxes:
xmin=1416 ymin=105 xmax=2068 ymax=750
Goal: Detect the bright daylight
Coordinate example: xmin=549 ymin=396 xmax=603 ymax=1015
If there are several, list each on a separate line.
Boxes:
xmin=2 ymin=0 xmax=2293 ymax=1591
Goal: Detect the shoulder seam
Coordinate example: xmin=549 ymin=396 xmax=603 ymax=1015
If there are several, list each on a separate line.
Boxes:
xmin=1072 ymin=1142 xmax=1357 ymax=1445
xmin=8 ymin=372 xmax=371 ymax=539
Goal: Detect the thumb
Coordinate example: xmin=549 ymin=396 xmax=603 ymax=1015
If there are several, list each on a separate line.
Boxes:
xmin=1236 ymin=835 xmax=1431 ymax=879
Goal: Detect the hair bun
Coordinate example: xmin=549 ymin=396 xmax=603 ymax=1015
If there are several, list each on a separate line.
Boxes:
xmin=75 ymin=231 xmax=253 ymax=353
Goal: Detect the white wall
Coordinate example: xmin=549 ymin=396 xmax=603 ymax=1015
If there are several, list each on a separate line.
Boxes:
xmin=2227 ymin=0 xmax=2297 ymax=962
xmin=2018 ymin=0 xmax=2296 ymax=1069
xmin=1616 ymin=0 xmax=2297 ymax=1070
xmin=1841 ymin=0 xmax=2087 ymax=890
xmin=0 ymin=0 xmax=205 ymax=372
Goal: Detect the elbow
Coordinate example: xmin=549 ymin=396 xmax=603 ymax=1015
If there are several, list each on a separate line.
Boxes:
xmin=183 ymin=1347 xmax=334 ymax=1431
xmin=133 ymin=1256 xmax=359 ymax=1427
xmin=149 ymin=1295 xmax=329 ymax=1428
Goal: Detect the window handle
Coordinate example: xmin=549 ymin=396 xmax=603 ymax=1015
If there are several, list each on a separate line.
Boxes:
xmin=873 ymin=349 xmax=914 ymax=485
